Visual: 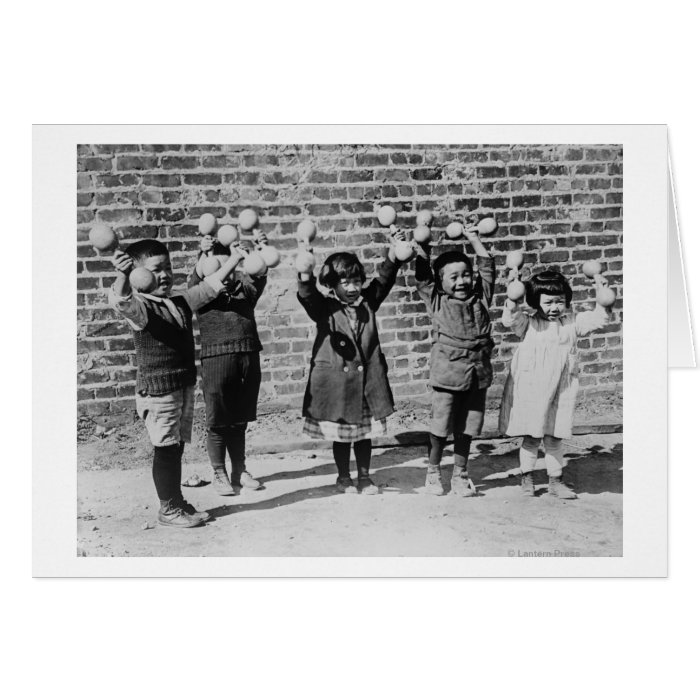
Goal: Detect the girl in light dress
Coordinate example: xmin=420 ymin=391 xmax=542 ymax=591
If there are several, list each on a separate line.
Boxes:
xmin=499 ymin=269 xmax=614 ymax=498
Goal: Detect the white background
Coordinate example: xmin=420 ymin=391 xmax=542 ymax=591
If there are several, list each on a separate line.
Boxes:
xmin=13 ymin=2 xmax=700 ymax=699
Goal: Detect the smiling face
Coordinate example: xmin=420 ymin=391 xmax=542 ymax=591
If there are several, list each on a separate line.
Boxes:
xmin=439 ymin=261 xmax=473 ymax=300
xmin=333 ymin=275 xmax=363 ymax=304
xmin=539 ymin=292 xmax=567 ymax=320
xmin=141 ymin=253 xmax=173 ymax=297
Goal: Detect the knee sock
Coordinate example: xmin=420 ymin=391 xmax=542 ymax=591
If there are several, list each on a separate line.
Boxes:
xmin=226 ymin=424 xmax=247 ymax=477
xmin=153 ymin=444 xmax=182 ymax=503
xmin=543 ymin=435 xmax=565 ymax=477
xmin=454 ymin=434 xmax=472 ymax=472
xmin=353 ymin=439 xmax=372 ymax=478
xmin=333 ymin=442 xmax=351 ymax=479
xmin=428 ymin=433 xmax=447 ymax=467
xmin=206 ymin=428 xmax=227 ymax=470
xmin=519 ymin=436 xmax=541 ymax=474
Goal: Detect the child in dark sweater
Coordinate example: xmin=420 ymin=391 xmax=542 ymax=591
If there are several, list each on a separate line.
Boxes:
xmin=188 ymin=231 xmax=269 ymax=495
xmin=109 ymin=238 xmax=242 ymax=528
xmin=414 ymin=227 xmax=496 ymax=496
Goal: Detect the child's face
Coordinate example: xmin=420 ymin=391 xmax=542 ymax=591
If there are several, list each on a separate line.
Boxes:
xmin=142 ymin=254 xmax=173 ymax=297
xmin=539 ymin=293 xmax=567 ymax=320
xmin=333 ymin=275 xmax=363 ymax=304
xmin=440 ymin=262 xmax=472 ymax=300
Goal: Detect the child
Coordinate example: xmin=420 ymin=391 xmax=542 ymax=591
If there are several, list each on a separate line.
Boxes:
xmin=188 ymin=231 xmax=269 ymax=496
xmin=297 ymin=243 xmax=405 ymax=494
xmin=414 ymin=226 xmax=496 ymax=496
xmin=499 ymin=268 xmax=613 ymax=498
xmin=109 ymin=238 xmax=243 ymax=527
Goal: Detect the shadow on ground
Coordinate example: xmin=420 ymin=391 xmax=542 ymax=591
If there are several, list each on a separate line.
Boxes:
xmin=205 ymin=441 xmax=622 ymax=521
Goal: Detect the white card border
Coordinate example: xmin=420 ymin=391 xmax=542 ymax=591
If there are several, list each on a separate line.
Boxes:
xmin=33 ymin=124 xmax=667 ymax=577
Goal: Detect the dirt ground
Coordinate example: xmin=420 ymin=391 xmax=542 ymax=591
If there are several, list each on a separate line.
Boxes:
xmin=77 ymin=431 xmax=623 ymax=557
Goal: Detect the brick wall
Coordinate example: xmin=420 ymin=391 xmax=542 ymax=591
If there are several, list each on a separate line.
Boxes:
xmin=76 ymin=144 xmax=623 ymax=424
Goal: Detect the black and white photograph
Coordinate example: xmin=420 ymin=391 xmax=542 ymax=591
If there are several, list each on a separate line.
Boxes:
xmin=75 ymin=141 xmax=623 ymax=558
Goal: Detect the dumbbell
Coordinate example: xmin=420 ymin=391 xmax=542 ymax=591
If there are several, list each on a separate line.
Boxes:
xmin=239 ymin=208 xmax=281 ymax=274
xmin=88 ymin=223 xmax=157 ymax=293
xmin=505 ymin=250 xmax=526 ymax=301
xmin=445 ymin=217 xmax=498 ymax=240
xmin=197 ymin=214 xmax=224 ymax=275
xmin=582 ymin=261 xmax=616 ymax=307
xmin=295 ymin=219 xmax=317 ymax=274
xmin=413 ymin=209 xmax=433 ymax=244
xmin=377 ymin=205 xmax=414 ymax=262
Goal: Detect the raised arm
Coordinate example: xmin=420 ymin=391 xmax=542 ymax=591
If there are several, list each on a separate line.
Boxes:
xmin=575 ymin=275 xmax=614 ymax=335
xmin=414 ymin=242 xmax=436 ymax=309
xmin=363 ymin=254 xmax=402 ymax=312
xmin=297 ymin=273 xmax=328 ymax=324
xmin=501 ymin=299 xmax=530 ymax=338
xmin=108 ymin=250 xmax=147 ymax=330
xmin=184 ymin=245 xmax=246 ymax=311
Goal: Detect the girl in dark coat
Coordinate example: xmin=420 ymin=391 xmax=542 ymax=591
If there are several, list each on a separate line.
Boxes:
xmin=297 ymin=243 xmax=404 ymax=494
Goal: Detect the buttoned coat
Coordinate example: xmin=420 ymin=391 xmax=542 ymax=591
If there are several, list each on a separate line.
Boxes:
xmin=297 ymin=258 xmax=400 ymax=424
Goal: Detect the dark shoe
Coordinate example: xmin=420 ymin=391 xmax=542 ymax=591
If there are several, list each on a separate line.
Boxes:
xmin=521 ymin=471 xmax=536 ymax=497
xmin=547 ymin=475 xmax=577 ymax=499
xmin=451 ymin=467 xmax=477 ymax=497
xmin=212 ymin=466 xmax=235 ymax=496
xmin=235 ymin=470 xmax=261 ymax=490
xmin=358 ymin=477 xmax=379 ymax=495
xmin=425 ymin=466 xmax=445 ymax=495
xmin=176 ymin=498 xmax=211 ymax=524
xmin=157 ymin=500 xmax=204 ymax=528
xmin=336 ymin=476 xmax=358 ymax=494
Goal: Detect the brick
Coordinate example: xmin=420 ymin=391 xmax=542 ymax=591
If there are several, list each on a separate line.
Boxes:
xmin=160 ymin=156 xmax=198 ymax=170
xmin=76 ymin=142 xmax=624 ymax=418
xmin=115 ymin=155 xmax=158 ymax=170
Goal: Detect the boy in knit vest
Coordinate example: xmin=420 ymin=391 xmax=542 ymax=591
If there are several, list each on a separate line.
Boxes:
xmin=413 ymin=227 xmax=496 ymax=497
xmin=109 ymin=239 xmax=244 ymax=528
xmin=187 ymin=231 xmax=270 ymax=495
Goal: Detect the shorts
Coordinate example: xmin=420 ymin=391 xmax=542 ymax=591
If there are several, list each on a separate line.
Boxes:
xmin=430 ymin=385 xmax=487 ymax=438
xmin=201 ymin=352 xmax=261 ymax=427
xmin=135 ymin=384 xmax=195 ymax=447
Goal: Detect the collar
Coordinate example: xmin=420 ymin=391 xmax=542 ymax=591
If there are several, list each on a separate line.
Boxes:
xmin=328 ymin=290 xmax=364 ymax=308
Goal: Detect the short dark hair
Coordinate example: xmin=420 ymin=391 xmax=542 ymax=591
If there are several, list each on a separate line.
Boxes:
xmin=318 ymin=252 xmax=366 ymax=288
xmin=124 ymin=239 xmax=170 ymax=265
xmin=433 ymin=251 xmax=473 ymax=292
xmin=525 ymin=269 xmax=573 ymax=309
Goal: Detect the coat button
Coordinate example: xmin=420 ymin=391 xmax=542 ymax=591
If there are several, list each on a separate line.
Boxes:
xmin=340 ymin=341 xmax=346 ymax=346
xmin=358 ymin=365 xmax=364 ymax=372
xmin=343 ymin=367 xmax=349 ymax=373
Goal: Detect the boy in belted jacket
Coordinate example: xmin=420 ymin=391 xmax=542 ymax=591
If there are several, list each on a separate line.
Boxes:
xmin=414 ymin=227 xmax=496 ymax=496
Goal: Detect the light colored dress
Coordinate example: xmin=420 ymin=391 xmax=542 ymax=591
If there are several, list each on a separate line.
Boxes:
xmin=498 ymin=304 xmax=610 ymax=439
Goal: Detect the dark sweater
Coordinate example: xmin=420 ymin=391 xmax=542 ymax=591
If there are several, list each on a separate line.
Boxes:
xmin=188 ymin=265 xmax=266 ymax=357
xmin=133 ymin=296 xmax=196 ymax=395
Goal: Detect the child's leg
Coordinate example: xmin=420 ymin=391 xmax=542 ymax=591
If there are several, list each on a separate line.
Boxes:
xmin=543 ymin=435 xmax=577 ymax=499
xmin=519 ymin=435 xmax=540 ymax=496
xmin=152 ymin=444 xmax=182 ymax=503
xmin=137 ymin=389 xmax=209 ymax=525
xmin=426 ymin=389 xmax=453 ymax=495
xmin=354 ymin=439 xmax=378 ymax=494
xmin=333 ymin=441 xmax=357 ymax=493
xmin=207 ymin=427 xmax=235 ymax=495
xmin=449 ymin=388 xmax=483 ymax=496
xmin=428 ymin=434 xmax=447 ymax=467
xmin=227 ymin=423 xmax=260 ymax=489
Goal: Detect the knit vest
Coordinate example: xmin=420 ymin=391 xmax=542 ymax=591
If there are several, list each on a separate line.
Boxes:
xmin=132 ymin=296 xmax=196 ymax=395
xmin=196 ymin=288 xmax=262 ymax=358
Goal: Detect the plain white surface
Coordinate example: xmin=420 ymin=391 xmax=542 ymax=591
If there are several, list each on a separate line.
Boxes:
xmin=15 ymin=2 xmax=700 ymax=698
